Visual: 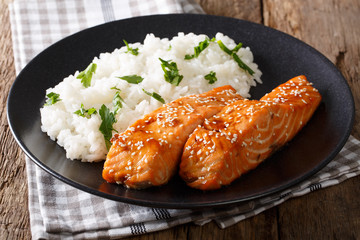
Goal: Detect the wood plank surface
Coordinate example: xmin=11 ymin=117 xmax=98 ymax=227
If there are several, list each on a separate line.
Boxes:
xmin=0 ymin=0 xmax=31 ymax=239
xmin=0 ymin=0 xmax=359 ymax=239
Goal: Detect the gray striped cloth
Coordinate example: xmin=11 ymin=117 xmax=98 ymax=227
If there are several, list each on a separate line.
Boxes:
xmin=9 ymin=0 xmax=360 ymax=239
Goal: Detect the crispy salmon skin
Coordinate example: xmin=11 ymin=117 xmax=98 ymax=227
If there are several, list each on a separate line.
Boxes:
xmin=179 ymin=75 xmax=321 ymax=190
xmin=102 ymin=85 xmax=243 ymax=189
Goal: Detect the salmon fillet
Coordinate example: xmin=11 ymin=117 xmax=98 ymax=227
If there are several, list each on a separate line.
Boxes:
xmin=179 ymin=75 xmax=322 ymax=190
xmin=103 ymin=85 xmax=243 ymax=189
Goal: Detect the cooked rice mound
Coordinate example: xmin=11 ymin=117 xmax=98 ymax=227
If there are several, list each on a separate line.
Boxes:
xmin=40 ymin=32 xmax=262 ymax=162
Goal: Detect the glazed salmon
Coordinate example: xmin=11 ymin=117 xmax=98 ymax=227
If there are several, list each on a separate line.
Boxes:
xmin=103 ymin=85 xmax=243 ymax=189
xmin=179 ymin=75 xmax=321 ymax=190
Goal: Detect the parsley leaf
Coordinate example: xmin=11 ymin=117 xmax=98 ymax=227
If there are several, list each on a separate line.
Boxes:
xmin=112 ymin=90 xmax=124 ymax=115
xmin=185 ymin=38 xmax=210 ymax=60
xmin=98 ymin=88 xmax=124 ymax=150
xmin=159 ymin=58 xmax=183 ymax=86
xmin=87 ymin=108 xmax=97 ymax=116
xmin=118 ymin=75 xmax=144 ymax=84
xmin=44 ymin=92 xmax=61 ymax=106
xmin=99 ymin=104 xmax=117 ymax=150
xmin=142 ymin=89 xmax=165 ymax=104
xmin=123 ymin=39 xmax=139 ymax=56
xmin=204 ymin=71 xmax=217 ymax=84
xmin=74 ymin=103 xmax=97 ymax=118
xmin=77 ymin=63 xmax=97 ymax=88
xmin=217 ymin=40 xmax=254 ymax=75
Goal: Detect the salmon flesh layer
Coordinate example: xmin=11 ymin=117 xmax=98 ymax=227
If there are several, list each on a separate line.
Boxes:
xmin=179 ymin=75 xmax=322 ymax=190
xmin=103 ymin=85 xmax=243 ymax=189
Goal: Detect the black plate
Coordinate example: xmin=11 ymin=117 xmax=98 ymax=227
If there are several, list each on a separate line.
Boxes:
xmin=7 ymin=14 xmax=354 ymax=209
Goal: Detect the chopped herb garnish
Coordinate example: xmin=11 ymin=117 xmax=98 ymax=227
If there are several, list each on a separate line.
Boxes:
xmin=217 ymin=40 xmax=243 ymax=55
xmin=142 ymin=89 xmax=165 ymax=104
xmin=44 ymin=92 xmax=61 ymax=106
xmin=123 ymin=39 xmax=139 ymax=56
xmin=74 ymin=104 xmax=86 ymax=117
xmin=118 ymin=75 xmax=144 ymax=84
xmin=99 ymin=104 xmax=117 ymax=150
xmin=87 ymin=108 xmax=97 ymax=116
xmin=185 ymin=38 xmax=210 ymax=60
xmin=159 ymin=58 xmax=183 ymax=86
xmin=77 ymin=63 xmax=97 ymax=88
xmin=217 ymin=40 xmax=233 ymax=55
xmin=98 ymin=89 xmax=124 ymax=149
xmin=217 ymin=40 xmax=254 ymax=75
xmin=74 ymin=103 xmax=97 ymax=118
xmin=232 ymin=42 xmax=243 ymax=53
xmin=204 ymin=71 xmax=217 ymax=84
xmin=112 ymin=90 xmax=124 ymax=115
xmin=231 ymin=53 xmax=255 ymax=75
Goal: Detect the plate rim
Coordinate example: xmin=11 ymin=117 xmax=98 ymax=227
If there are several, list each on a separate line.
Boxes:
xmin=7 ymin=13 xmax=355 ymax=209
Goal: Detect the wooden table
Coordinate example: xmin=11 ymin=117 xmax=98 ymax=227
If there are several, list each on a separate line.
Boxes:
xmin=1 ymin=0 xmax=359 ymax=239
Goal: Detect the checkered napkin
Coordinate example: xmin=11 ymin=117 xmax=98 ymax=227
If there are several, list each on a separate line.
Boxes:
xmin=8 ymin=0 xmax=360 ymax=239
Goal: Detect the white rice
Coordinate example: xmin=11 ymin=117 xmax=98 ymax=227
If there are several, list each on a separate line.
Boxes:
xmin=40 ymin=32 xmax=262 ymax=162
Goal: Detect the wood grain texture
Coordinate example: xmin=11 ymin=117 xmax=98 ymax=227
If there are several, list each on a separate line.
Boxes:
xmin=263 ymin=0 xmax=360 ymax=239
xmin=0 ymin=0 xmax=31 ymax=239
xmin=0 ymin=0 xmax=359 ymax=239
xmin=263 ymin=0 xmax=360 ymax=139
xmin=196 ymin=0 xmax=262 ymax=23
xmin=278 ymin=177 xmax=360 ymax=239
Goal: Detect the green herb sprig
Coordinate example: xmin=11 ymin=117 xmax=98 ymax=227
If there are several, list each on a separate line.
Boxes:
xmin=159 ymin=58 xmax=183 ymax=86
xmin=118 ymin=75 xmax=144 ymax=84
xmin=123 ymin=39 xmax=139 ymax=56
xmin=44 ymin=92 xmax=61 ymax=106
xmin=217 ymin=40 xmax=254 ymax=75
xmin=142 ymin=89 xmax=165 ymax=104
xmin=112 ymin=90 xmax=124 ymax=115
xmin=74 ymin=103 xmax=97 ymax=118
xmin=97 ymin=88 xmax=125 ymax=149
xmin=231 ymin=53 xmax=255 ymax=76
xmin=185 ymin=38 xmax=211 ymax=60
xmin=77 ymin=63 xmax=97 ymax=88
xmin=204 ymin=71 xmax=217 ymax=84
xmin=98 ymin=104 xmax=117 ymax=150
